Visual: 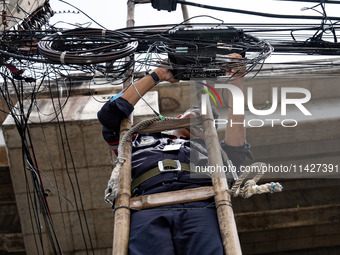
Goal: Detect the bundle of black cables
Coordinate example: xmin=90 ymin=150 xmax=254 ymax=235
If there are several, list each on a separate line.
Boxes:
xmin=38 ymin=28 xmax=138 ymax=64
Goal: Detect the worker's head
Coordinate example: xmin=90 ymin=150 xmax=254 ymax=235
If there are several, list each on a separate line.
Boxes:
xmin=171 ymin=107 xmax=202 ymax=138
xmin=171 ymin=106 xmax=219 ymax=139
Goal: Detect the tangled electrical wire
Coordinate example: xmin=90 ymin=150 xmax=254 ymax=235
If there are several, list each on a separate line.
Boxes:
xmin=1 ymin=1 xmax=340 ymax=83
xmin=117 ymin=23 xmax=273 ymax=80
xmin=1 ymin=1 xmax=340 ymax=255
xmin=3 ymin=21 xmax=340 ymax=83
xmin=38 ymin=28 xmax=138 ymax=64
xmin=0 ymin=24 xmax=273 ymax=81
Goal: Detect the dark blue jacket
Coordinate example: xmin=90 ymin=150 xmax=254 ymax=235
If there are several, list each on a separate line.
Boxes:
xmin=97 ymin=97 xmax=252 ymax=195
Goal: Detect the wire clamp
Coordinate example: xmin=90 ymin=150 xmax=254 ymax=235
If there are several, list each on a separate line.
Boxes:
xmin=60 ymin=51 xmax=66 ymax=64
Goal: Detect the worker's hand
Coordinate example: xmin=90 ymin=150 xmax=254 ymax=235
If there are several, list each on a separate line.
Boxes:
xmin=154 ymin=67 xmax=179 ymax=83
xmin=152 ymin=58 xmax=179 ymax=83
xmin=224 ymin=53 xmax=246 ymax=147
xmin=225 ymin=53 xmax=246 ymax=78
xmin=225 ymin=53 xmax=246 ymax=89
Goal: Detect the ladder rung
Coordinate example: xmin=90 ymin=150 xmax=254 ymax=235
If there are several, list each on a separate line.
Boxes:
xmin=138 ymin=116 xmax=201 ymax=134
xmin=130 ymin=186 xmax=214 ymax=210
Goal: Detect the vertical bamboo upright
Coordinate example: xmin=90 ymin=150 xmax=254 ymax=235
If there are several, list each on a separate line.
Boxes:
xmin=180 ymin=0 xmax=190 ymax=22
xmin=201 ymin=97 xmax=242 ymax=255
xmin=111 ymin=1 xmax=242 ymax=254
xmin=112 ymin=116 xmax=133 ymax=255
xmin=111 ymin=1 xmax=135 ymax=254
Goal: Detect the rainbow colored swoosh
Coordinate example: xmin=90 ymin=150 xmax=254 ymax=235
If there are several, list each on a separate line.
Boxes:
xmin=198 ymin=82 xmax=222 ymax=106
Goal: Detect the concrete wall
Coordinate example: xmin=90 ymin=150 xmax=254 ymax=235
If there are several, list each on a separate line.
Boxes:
xmin=2 ymin=73 xmax=340 ymax=254
xmin=2 ymin=92 xmax=158 ymax=254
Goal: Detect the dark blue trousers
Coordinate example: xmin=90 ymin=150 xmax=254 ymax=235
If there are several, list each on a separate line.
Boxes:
xmin=129 ymin=200 xmax=224 ymax=255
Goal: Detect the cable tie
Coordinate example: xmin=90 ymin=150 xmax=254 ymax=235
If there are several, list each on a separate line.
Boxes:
xmin=60 ymin=51 xmax=66 ymax=64
xmin=113 ymin=205 xmax=130 ymax=213
xmin=216 ymin=200 xmax=232 ymax=209
xmin=102 ymin=29 xmax=106 ymax=38
xmin=57 ymin=32 xmax=62 ymax=36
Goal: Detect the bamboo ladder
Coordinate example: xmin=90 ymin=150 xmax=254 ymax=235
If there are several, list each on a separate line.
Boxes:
xmin=112 ymin=1 xmax=242 ymax=254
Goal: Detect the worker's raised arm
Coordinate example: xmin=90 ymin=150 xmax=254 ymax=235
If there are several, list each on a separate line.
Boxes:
xmin=224 ymin=53 xmax=246 ymax=147
xmin=121 ymin=67 xmax=178 ymax=106
xmin=97 ymin=66 xmax=178 ymax=152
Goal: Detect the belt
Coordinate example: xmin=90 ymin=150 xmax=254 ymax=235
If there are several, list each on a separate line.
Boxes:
xmin=131 ymin=159 xmax=191 ymax=191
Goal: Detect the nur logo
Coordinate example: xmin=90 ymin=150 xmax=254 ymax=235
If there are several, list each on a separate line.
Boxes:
xmin=197 ymin=82 xmax=223 ymax=111
xmin=198 ymin=82 xmax=312 ymax=121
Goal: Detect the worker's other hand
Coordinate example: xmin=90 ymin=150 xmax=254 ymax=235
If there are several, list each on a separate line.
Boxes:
xmin=225 ymin=53 xmax=246 ymax=89
xmin=172 ymin=109 xmax=204 ymax=139
xmin=155 ymin=67 xmax=179 ymax=83
xmin=153 ymin=58 xmax=179 ymax=83
xmin=225 ymin=53 xmax=246 ymax=79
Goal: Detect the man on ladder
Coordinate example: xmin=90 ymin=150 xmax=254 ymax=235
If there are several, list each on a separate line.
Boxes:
xmin=97 ymin=53 xmax=252 ymax=255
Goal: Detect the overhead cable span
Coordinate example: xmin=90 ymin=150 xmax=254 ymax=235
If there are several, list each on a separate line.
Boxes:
xmin=176 ymin=0 xmax=340 ymax=21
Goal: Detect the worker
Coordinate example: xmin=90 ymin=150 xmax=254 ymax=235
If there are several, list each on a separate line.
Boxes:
xmin=97 ymin=53 xmax=252 ymax=255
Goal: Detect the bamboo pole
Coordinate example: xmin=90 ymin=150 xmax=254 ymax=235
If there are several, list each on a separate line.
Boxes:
xmin=112 ymin=116 xmax=133 ymax=255
xmin=112 ymin=1 xmax=135 ymax=254
xmin=130 ymin=186 xmax=214 ymax=210
xmin=126 ymin=0 xmax=135 ymax=27
xmin=180 ymin=0 xmax=190 ymax=23
xmin=138 ymin=117 xmax=201 ymax=134
xmin=201 ymin=99 xmax=242 ymax=255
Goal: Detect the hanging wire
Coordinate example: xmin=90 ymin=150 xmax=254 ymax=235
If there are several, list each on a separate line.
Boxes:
xmin=2 ymin=1 xmax=340 ymax=254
